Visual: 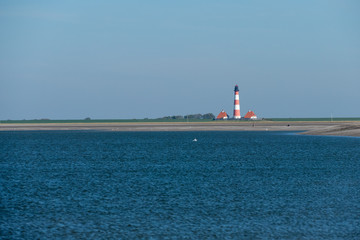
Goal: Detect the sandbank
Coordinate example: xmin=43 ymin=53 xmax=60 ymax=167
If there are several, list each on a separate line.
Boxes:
xmin=1 ymin=121 xmax=360 ymax=137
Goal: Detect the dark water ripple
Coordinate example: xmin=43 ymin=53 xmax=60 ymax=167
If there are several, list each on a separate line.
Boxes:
xmin=1 ymin=131 xmax=360 ymax=239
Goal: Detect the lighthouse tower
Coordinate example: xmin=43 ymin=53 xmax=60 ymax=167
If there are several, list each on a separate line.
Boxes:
xmin=233 ymin=84 xmax=241 ymax=119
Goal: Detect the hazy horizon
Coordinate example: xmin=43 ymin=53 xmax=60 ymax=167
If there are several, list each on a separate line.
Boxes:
xmin=1 ymin=1 xmax=359 ymax=120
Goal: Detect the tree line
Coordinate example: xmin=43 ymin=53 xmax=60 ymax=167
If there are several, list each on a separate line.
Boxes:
xmin=158 ymin=113 xmax=215 ymax=120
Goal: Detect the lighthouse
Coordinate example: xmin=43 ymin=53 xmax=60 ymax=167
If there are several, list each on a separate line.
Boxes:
xmin=233 ymin=84 xmax=241 ymax=119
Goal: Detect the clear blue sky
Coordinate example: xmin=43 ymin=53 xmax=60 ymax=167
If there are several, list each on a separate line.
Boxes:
xmin=1 ymin=0 xmax=359 ymax=119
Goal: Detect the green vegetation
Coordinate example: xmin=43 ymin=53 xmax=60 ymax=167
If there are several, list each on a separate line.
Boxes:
xmin=158 ymin=113 xmax=215 ymax=120
xmin=265 ymin=118 xmax=360 ymax=122
xmin=0 ymin=118 xmax=214 ymax=124
xmin=0 ymin=113 xmax=218 ymax=124
xmin=1 ymin=116 xmax=360 ymax=124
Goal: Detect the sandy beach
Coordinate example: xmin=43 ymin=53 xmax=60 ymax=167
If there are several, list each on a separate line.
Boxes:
xmin=1 ymin=121 xmax=360 ymax=137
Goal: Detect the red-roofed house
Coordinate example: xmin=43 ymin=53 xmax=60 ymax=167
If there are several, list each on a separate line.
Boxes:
xmin=216 ymin=110 xmax=229 ymax=120
xmin=244 ymin=110 xmax=257 ymax=119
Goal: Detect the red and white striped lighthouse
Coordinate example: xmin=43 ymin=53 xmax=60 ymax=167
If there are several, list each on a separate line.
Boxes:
xmin=233 ymin=84 xmax=241 ymax=119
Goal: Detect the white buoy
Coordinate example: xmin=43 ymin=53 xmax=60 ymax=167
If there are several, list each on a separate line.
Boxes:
xmin=193 ymin=138 xmax=197 ymax=142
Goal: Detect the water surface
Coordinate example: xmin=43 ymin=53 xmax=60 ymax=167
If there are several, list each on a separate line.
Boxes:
xmin=1 ymin=131 xmax=359 ymax=239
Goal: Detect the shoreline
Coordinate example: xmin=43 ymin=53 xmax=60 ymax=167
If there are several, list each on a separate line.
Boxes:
xmin=1 ymin=121 xmax=360 ymax=137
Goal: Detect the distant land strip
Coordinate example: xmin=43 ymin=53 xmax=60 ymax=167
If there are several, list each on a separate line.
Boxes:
xmin=1 ymin=120 xmax=360 ymax=137
xmin=1 ymin=117 xmax=360 ymax=124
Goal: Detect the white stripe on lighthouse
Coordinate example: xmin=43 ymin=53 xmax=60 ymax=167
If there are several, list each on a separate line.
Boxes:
xmin=234 ymin=105 xmax=240 ymax=110
xmin=235 ymin=95 xmax=239 ymax=100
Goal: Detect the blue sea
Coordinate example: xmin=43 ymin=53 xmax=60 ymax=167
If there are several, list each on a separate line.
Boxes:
xmin=1 ymin=131 xmax=360 ymax=239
